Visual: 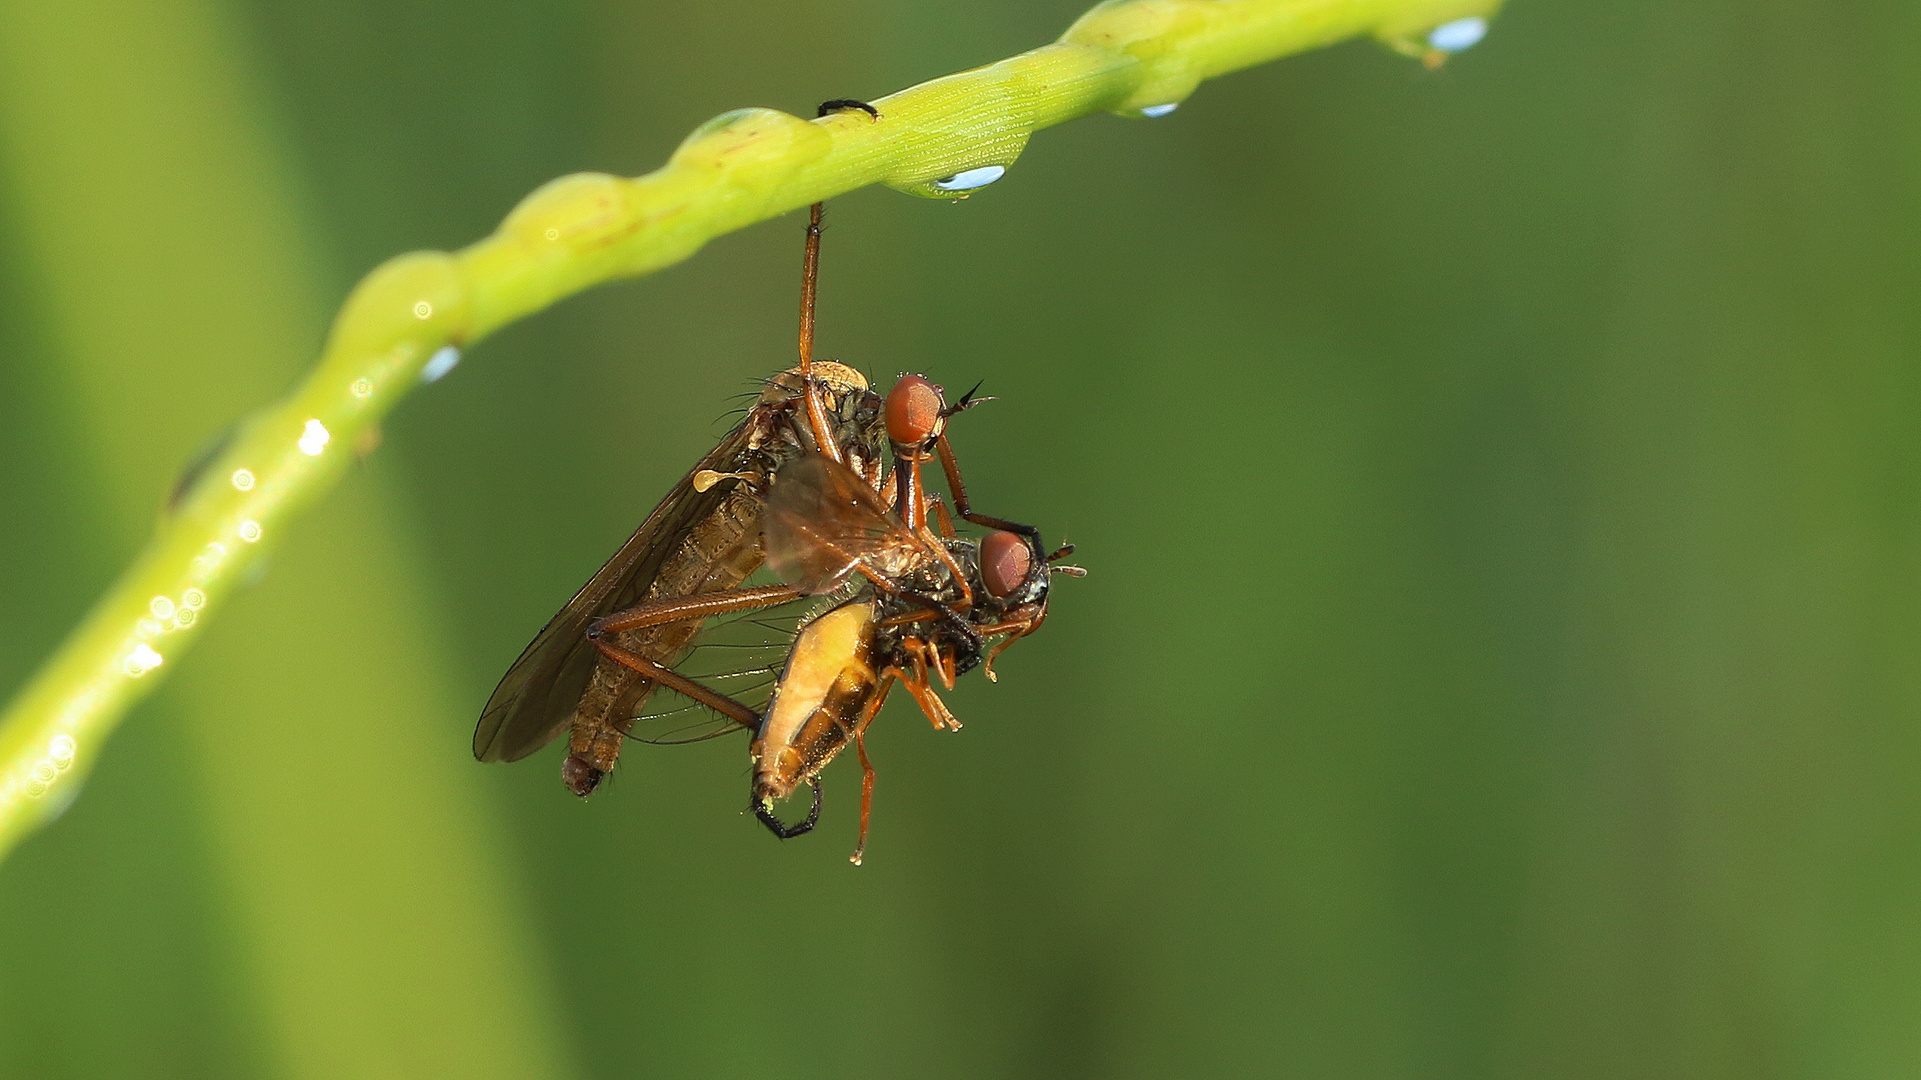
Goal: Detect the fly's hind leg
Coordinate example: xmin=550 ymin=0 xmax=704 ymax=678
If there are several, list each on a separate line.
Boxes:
xmin=565 ymin=583 xmax=803 ymax=795
xmin=846 ymin=672 xmax=896 ymax=866
xmin=584 ymin=582 xmax=806 ymax=726
xmin=589 ymin=582 xmax=801 ymax=637
xmin=589 ymin=639 xmax=759 ymax=729
xmin=850 ymin=728 xmax=875 ymax=866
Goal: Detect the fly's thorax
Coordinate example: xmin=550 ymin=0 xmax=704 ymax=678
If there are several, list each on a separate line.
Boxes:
xmin=928 ymin=538 xmax=981 ymax=606
xmin=753 ymin=363 xmax=885 ymax=475
xmin=866 ymin=542 xmax=986 ymax=681
xmin=868 ymin=545 xmax=935 ymax=585
xmin=759 ymin=360 xmax=868 ymax=403
xmin=752 ymin=600 xmax=879 ymax=804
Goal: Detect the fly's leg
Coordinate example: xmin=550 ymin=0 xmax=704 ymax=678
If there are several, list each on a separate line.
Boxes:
xmin=896 ymin=654 xmax=961 ymax=730
xmin=888 ymin=439 xmax=975 ymax=606
xmin=929 ymin=496 xmax=958 ymax=540
xmin=589 ymin=639 xmax=758 ymax=728
xmin=794 ymin=201 xmax=844 ymax=463
xmin=870 ymin=593 xmax=983 ymax=680
xmin=851 ymin=726 xmax=876 ymax=866
xmin=846 ymin=672 xmax=896 ymax=865
xmin=933 ymin=435 xmax=1043 ymax=544
xmin=972 ymin=605 xmax=1046 ymax=682
xmin=562 ymin=583 xmax=802 ymax=795
xmin=585 ymin=582 xmax=805 ymax=714
xmin=589 ymin=583 xmax=801 ymax=636
xmin=754 ymin=779 xmax=822 ymax=839
xmin=796 ymin=519 xmax=979 ymax=640
xmin=910 ymin=633 xmax=959 ymax=692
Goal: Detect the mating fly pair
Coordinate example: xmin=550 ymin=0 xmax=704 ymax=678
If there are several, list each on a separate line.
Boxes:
xmin=474 ymin=186 xmax=1079 ymax=862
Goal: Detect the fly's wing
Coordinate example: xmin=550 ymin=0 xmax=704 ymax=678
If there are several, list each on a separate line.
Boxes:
xmin=624 ymin=588 xmax=819 ymax=745
xmin=473 ymin=421 xmax=757 ymax=763
xmin=764 ymin=452 xmax=922 ymax=595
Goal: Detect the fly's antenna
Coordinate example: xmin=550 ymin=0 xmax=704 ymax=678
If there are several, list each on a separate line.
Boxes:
xmin=942 ymin=380 xmax=994 ymax=418
xmin=1046 ymin=542 xmax=1087 ymax=576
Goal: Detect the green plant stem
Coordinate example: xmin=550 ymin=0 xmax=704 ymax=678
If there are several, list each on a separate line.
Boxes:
xmin=0 ymin=0 xmax=1500 ymax=858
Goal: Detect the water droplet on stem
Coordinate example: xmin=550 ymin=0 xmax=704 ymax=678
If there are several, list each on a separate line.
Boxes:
xmin=1428 ymin=16 xmax=1488 ymax=53
xmin=933 ymin=166 xmax=1006 ymax=192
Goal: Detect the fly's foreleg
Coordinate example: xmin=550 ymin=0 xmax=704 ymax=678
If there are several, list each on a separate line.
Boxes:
xmin=934 ymin=435 xmax=1043 ymax=543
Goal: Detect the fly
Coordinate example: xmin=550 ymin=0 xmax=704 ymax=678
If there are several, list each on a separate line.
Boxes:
xmin=748 ymin=375 xmax=1082 ymax=862
xmin=476 ymin=116 xmax=1078 ymax=857
xmin=473 ymin=193 xmax=885 ymax=796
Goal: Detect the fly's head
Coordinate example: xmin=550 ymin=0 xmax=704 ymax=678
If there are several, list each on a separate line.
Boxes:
xmin=979 ymin=529 xmax=1047 ymax=613
xmin=884 ymin=373 xmax=947 ymax=452
xmin=970 ymin=529 xmax=1082 ymax=681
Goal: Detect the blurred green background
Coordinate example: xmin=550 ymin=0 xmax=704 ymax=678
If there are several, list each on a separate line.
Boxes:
xmin=3 ymin=0 xmax=1919 ymax=1077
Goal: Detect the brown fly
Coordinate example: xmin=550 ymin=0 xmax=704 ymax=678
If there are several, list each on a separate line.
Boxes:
xmin=476 ymin=153 xmax=1077 ymax=857
xmin=594 ymin=361 xmax=1079 ymax=855
xmin=473 ymin=194 xmax=886 ymax=796
xmin=745 ymin=376 xmax=1081 ymax=862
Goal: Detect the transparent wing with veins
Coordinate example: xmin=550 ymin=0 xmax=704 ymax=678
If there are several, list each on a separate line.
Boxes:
xmin=623 ymin=589 xmax=810 ymax=745
xmin=764 ymin=452 xmax=926 ymax=595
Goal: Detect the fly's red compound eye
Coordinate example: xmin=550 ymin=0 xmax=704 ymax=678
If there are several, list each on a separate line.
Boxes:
xmin=885 ymin=374 xmax=945 ymax=445
xmin=980 ymin=530 xmax=1032 ymax=599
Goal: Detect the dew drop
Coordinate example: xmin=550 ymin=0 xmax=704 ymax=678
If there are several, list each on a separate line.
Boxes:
xmin=933 ymin=166 xmax=1006 ymax=192
xmin=31 ymin=762 xmax=56 ymax=785
xmin=1140 ymin=103 xmax=1179 ymax=118
xmin=420 ymin=345 xmax=461 ymax=384
xmin=182 ymin=588 xmax=206 ymax=609
xmin=298 ymin=419 xmax=331 ymax=456
xmin=49 ymin=735 xmax=76 ymax=768
xmin=1428 ymin=16 xmax=1488 ymax=53
xmin=239 ymin=520 xmax=263 ymax=543
xmin=193 ymin=544 xmax=228 ymax=579
xmin=174 ymin=607 xmax=196 ymax=627
xmin=136 ymin=618 xmax=163 ymax=638
xmin=544 ymin=227 xmax=560 ymax=241
xmin=413 ymin=300 xmax=434 ymax=320
xmin=125 ymin=643 xmax=164 ymax=676
xmin=231 ymin=468 xmax=255 ymax=491
xmin=351 ymin=378 xmax=373 ymax=399
xmin=149 ymin=596 xmax=176 ymax=620
xmin=39 ymin=777 xmax=81 ymax=818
